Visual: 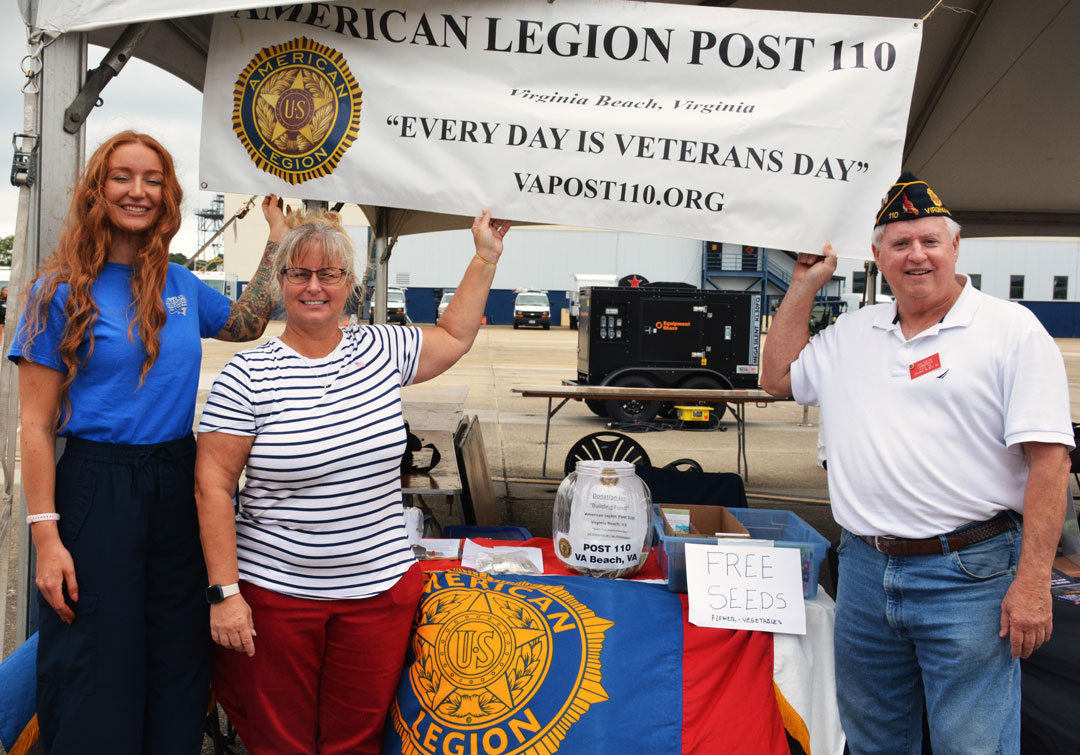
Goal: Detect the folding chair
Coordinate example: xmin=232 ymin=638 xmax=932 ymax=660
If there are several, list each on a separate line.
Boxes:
xmin=563 ymin=431 xmax=652 ymax=477
xmin=0 ymin=632 xmax=240 ymax=754
xmin=205 ymin=691 xmax=241 ymax=754
xmin=0 ymin=632 xmax=38 ymax=755
xmin=454 ymin=415 xmax=499 ymax=525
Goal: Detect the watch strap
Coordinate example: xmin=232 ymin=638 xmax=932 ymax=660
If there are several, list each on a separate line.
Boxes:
xmin=206 ymin=582 xmax=241 ymax=604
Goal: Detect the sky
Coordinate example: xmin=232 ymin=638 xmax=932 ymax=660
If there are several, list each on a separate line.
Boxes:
xmin=0 ymin=15 xmax=215 ymax=258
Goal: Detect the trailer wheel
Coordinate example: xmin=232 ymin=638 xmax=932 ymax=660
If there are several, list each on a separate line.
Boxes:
xmin=584 ymin=399 xmax=609 ymax=417
xmin=679 ymin=375 xmax=728 ymax=422
xmin=605 ymin=375 xmax=661 ymax=424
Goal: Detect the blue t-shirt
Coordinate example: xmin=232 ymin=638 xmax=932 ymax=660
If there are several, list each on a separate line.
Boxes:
xmin=8 ymin=262 xmax=231 ymax=444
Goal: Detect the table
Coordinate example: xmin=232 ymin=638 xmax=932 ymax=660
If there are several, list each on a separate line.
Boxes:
xmin=383 ymin=537 xmax=843 ymax=755
xmin=400 ymin=429 xmax=464 ymax=524
xmin=400 ymin=386 xmax=469 ymax=524
xmin=510 ymin=383 xmax=789 ymax=478
xmin=402 ymin=384 xmax=468 ymax=432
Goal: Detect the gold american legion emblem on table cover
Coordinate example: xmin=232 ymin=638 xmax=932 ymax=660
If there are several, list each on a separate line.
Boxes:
xmin=232 ymin=36 xmax=361 ymax=185
xmin=391 ymin=570 xmax=613 ymax=754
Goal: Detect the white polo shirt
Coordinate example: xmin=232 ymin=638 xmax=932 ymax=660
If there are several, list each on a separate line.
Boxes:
xmin=792 ymin=277 xmax=1073 ymax=538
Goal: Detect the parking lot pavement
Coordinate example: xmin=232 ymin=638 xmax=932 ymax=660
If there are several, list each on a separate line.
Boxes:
xmin=199 ymin=325 xmax=1080 ymax=575
xmin=200 ymin=323 xmax=832 ymax=535
xmin=202 ymin=322 xmax=828 ymax=488
xmin=193 ymin=323 xmax=835 ymax=752
xmin=2 ymin=322 xmax=1076 ymax=749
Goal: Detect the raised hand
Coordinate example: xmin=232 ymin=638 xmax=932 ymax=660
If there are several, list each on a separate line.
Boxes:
xmin=472 ymin=210 xmax=511 ymax=264
xmin=791 ymin=243 xmax=838 ymax=292
xmin=262 ymin=194 xmax=291 ymax=243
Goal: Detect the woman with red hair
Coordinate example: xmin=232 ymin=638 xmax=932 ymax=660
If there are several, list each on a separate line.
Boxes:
xmin=8 ymin=131 xmax=283 ymax=754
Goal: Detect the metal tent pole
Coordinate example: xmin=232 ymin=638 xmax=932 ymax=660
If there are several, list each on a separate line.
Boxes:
xmin=372 ymin=208 xmax=389 ymax=325
xmin=10 ymin=30 xmax=87 ymax=645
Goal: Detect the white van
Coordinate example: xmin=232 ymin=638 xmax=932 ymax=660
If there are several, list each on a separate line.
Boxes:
xmin=368 ymin=286 xmax=409 ymax=324
xmin=513 ymin=290 xmax=551 ymax=330
xmin=436 ymin=291 xmax=454 ymax=323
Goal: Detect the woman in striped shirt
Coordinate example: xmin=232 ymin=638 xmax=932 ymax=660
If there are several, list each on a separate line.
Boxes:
xmin=194 ymin=208 xmax=509 ymax=754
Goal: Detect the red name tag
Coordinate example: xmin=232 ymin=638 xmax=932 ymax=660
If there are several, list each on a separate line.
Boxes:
xmin=909 ymin=353 xmax=942 ymax=379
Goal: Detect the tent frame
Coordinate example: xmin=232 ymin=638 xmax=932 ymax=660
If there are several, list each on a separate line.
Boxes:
xmin=0 ymin=25 xmax=412 ymax=649
xmin=5 ymin=0 xmax=1080 ymax=652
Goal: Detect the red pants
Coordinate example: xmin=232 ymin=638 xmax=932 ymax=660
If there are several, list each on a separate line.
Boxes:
xmin=213 ymin=564 xmax=423 ymax=754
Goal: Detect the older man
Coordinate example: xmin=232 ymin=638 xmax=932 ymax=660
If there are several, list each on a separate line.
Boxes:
xmin=761 ymin=174 xmax=1073 ymax=754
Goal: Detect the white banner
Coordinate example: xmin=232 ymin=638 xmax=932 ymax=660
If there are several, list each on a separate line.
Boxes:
xmin=21 ymin=1 xmax=269 ymax=33
xmin=200 ymin=1 xmax=922 ymax=256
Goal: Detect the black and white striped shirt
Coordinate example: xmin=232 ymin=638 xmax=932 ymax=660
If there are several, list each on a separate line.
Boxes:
xmin=198 ymin=324 xmax=423 ymax=600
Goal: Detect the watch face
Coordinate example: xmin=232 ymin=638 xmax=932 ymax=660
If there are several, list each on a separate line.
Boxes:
xmin=205 ymin=585 xmax=225 ymax=604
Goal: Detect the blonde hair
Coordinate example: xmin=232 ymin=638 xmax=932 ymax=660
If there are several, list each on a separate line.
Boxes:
xmin=272 ymin=211 xmax=366 ymax=304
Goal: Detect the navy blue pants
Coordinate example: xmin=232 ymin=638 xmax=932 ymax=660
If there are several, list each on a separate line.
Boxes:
xmin=36 ymin=435 xmax=211 ymax=755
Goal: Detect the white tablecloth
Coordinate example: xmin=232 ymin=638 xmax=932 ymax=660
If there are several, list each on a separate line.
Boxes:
xmin=773 ymin=592 xmax=845 ymax=755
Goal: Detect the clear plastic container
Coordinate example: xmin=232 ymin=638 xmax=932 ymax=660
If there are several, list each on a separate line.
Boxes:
xmin=552 ymin=460 xmax=652 ymax=578
xmin=652 ymin=504 xmax=830 ymax=597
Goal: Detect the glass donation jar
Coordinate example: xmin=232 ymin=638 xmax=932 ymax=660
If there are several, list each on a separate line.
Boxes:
xmin=552 ymin=460 xmax=652 ymax=578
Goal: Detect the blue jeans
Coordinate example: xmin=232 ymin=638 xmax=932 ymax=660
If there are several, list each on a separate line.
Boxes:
xmin=834 ymin=523 xmax=1022 ymax=755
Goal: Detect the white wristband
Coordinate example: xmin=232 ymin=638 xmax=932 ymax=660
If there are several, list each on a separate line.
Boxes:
xmin=27 ymin=513 xmax=60 ymax=525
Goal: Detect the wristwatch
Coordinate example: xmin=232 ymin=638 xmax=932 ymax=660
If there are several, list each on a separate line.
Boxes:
xmin=205 ymin=583 xmax=240 ymax=604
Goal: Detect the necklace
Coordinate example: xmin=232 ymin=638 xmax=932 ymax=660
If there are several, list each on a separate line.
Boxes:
xmin=281 ymin=330 xmax=344 ymax=394
xmin=301 ymin=355 xmax=336 ymax=393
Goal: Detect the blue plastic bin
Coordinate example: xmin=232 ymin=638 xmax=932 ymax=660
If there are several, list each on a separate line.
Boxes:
xmin=442 ymin=525 xmax=533 ymax=541
xmin=652 ymin=505 xmax=829 ymax=598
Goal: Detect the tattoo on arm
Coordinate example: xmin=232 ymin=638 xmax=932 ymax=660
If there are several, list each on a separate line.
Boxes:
xmin=218 ymin=241 xmax=277 ymax=342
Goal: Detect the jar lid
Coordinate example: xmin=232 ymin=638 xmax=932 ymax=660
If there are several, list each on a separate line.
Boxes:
xmin=574 ymin=460 xmax=638 ymax=475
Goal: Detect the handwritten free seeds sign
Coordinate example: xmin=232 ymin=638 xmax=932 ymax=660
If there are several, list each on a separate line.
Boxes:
xmin=200 ymin=0 xmax=922 ymax=256
xmin=685 ymin=542 xmax=806 ymax=634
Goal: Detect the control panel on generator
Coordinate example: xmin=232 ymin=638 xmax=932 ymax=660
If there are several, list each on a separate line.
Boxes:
xmin=576 ymin=286 xmax=761 ymax=423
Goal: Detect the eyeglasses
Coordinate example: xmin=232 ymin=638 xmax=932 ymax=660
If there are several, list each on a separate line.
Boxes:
xmin=281 ymin=267 xmax=347 ymax=285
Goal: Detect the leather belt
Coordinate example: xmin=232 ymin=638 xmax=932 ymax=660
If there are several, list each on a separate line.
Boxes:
xmin=859 ymin=512 xmax=1018 ymax=556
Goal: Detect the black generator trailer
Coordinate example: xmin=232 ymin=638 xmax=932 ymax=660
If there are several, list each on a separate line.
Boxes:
xmin=577 ymin=286 xmax=762 ymax=423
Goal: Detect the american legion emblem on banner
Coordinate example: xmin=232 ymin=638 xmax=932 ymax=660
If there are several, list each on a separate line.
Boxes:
xmin=232 ymin=36 xmax=361 ymax=185
xmin=388 ymin=570 xmax=614 ymax=755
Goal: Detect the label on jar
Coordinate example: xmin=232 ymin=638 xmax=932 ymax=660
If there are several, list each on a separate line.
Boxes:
xmin=555 ymin=532 xmax=647 ymax=569
xmin=567 ymin=477 xmax=648 ymax=544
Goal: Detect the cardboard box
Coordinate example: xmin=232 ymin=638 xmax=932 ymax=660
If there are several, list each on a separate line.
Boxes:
xmin=658 ymin=504 xmax=749 ymax=539
xmin=652 ymin=504 xmax=829 ymax=598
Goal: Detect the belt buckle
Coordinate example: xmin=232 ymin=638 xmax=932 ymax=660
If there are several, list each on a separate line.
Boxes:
xmin=873 ymin=535 xmax=898 ymax=553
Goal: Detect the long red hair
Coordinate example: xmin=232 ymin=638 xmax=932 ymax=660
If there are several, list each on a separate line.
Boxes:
xmin=20 ymin=131 xmax=184 ymax=422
